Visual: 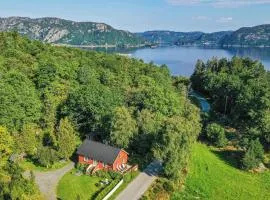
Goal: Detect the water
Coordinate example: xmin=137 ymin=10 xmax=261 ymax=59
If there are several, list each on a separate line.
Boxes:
xmin=87 ymin=46 xmax=270 ymax=76
xmin=189 ymin=91 xmax=210 ymax=113
xmin=129 ymin=46 xmax=270 ymax=76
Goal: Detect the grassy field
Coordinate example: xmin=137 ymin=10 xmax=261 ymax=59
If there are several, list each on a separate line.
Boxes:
xmin=19 ymin=159 xmax=70 ymax=172
xmin=173 ymin=143 xmax=270 ymax=200
xmin=57 ymin=169 xmax=104 ymax=200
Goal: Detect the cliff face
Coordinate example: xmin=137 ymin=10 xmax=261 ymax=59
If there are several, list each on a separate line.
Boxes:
xmin=0 ymin=17 xmax=145 ymax=46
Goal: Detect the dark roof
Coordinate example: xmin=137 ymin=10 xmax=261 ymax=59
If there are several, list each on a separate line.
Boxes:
xmin=77 ymin=139 xmax=123 ymax=164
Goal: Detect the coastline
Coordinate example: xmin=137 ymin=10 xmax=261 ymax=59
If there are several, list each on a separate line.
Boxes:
xmin=53 ymin=43 xmax=146 ymax=48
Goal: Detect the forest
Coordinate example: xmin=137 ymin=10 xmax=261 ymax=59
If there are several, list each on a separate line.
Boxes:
xmin=0 ymin=32 xmax=201 ymax=199
xmin=191 ymin=57 xmax=270 ymax=169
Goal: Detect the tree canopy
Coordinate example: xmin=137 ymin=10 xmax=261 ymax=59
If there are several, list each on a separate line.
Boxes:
xmin=0 ymin=32 xmax=201 ymax=197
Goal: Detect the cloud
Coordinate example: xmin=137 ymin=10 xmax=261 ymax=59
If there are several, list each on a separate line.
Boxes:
xmin=216 ymin=17 xmax=233 ymax=23
xmin=167 ymin=0 xmax=270 ymax=7
xmin=192 ymin=16 xmax=212 ymax=20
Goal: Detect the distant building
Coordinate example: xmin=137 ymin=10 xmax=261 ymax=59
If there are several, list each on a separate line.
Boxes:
xmin=77 ymin=139 xmax=128 ymax=173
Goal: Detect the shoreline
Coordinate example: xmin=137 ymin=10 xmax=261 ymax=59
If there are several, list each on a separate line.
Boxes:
xmin=53 ymin=43 xmax=146 ymax=48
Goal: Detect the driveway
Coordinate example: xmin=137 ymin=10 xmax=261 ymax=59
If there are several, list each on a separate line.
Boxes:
xmin=34 ymin=162 xmax=74 ymax=200
xmin=116 ymin=161 xmax=162 ymax=200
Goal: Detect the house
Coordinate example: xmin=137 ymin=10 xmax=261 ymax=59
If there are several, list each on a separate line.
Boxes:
xmin=77 ymin=139 xmax=128 ymax=173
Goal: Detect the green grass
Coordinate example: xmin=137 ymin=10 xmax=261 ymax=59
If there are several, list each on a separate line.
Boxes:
xmin=57 ymin=169 xmax=104 ymax=200
xmin=19 ymin=159 xmax=70 ymax=172
xmin=173 ymin=143 xmax=270 ymax=200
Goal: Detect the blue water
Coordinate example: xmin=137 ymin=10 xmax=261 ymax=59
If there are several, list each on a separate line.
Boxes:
xmin=128 ymin=46 xmax=270 ymax=76
xmin=189 ymin=91 xmax=211 ymax=113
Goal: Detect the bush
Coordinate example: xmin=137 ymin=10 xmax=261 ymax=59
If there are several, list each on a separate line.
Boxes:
xmin=123 ymin=172 xmax=133 ymax=182
xmin=242 ymin=139 xmax=264 ymax=170
xmin=75 ymin=163 xmax=87 ymax=173
xmin=35 ymin=146 xmax=58 ymax=168
xmin=95 ymin=170 xmax=110 ymax=179
xmin=108 ymin=170 xmax=121 ymax=180
xmin=206 ymin=123 xmax=227 ymax=147
xmin=163 ymin=180 xmax=174 ymax=193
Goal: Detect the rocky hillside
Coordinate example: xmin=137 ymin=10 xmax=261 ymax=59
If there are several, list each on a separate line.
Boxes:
xmin=221 ymin=24 xmax=270 ymax=47
xmin=0 ymin=17 xmax=145 ymax=46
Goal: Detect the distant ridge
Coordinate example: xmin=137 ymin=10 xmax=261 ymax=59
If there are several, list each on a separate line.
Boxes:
xmin=0 ymin=17 xmax=145 ymax=47
xmin=137 ymin=24 xmax=270 ymax=47
xmin=1 ymin=17 xmax=269 ymax=48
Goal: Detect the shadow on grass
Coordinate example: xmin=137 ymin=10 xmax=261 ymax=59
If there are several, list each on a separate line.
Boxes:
xmin=211 ymin=149 xmax=244 ymax=169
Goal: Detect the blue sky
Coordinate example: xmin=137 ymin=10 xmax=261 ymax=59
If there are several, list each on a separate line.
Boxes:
xmin=1 ymin=0 xmax=270 ymax=32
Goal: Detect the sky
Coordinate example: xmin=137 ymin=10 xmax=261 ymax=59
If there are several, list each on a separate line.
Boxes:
xmin=0 ymin=0 xmax=270 ymax=32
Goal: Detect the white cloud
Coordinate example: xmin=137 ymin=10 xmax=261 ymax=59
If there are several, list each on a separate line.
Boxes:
xmin=216 ymin=17 xmax=233 ymax=23
xmin=192 ymin=16 xmax=212 ymax=20
xmin=167 ymin=0 xmax=270 ymax=7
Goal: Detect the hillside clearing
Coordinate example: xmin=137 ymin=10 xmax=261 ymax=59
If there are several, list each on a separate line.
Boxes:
xmin=173 ymin=143 xmax=270 ymax=200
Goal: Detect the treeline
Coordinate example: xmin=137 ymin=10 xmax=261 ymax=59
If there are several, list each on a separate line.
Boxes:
xmin=191 ymin=57 xmax=270 ymax=169
xmin=0 ymin=32 xmax=201 ymax=199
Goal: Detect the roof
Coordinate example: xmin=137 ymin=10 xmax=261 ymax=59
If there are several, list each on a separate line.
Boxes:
xmin=77 ymin=139 xmax=125 ymax=164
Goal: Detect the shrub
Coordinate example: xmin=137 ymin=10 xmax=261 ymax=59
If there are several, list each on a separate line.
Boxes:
xmin=163 ymin=180 xmax=174 ymax=193
xmin=75 ymin=163 xmax=87 ymax=173
xmin=242 ymin=139 xmax=264 ymax=170
xmin=108 ymin=170 xmax=121 ymax=180
xmin=35 ymin=146 xmax=58 ymax=168
xmin=206 ymin=123 xmax=227 ymax=147
xmin=123 ymin=172 xmax=132 ymax=182
xmin=95 ymin=170 xmax=110 ymax=179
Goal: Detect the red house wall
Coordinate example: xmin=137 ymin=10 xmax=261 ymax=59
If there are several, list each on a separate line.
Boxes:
xmin=112 ymin=150 xmax=128 ymax=171
xmin=78 ymin=155 xmax=94 ymax=165
xmin=78 ymin=149 xmax=128 ymax=172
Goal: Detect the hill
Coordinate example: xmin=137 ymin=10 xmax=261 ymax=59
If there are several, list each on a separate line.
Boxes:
xmin=173 ymin=143 xmax=270 ymax=200
xmin=0 ymin=17 xmax=145 ymax=46
xmin=221 ymin=24 xmax=270 ymax=47
xmin=137 ymin=30 xmax=232 ymax=46
xmin=138 ymin=24 xmax=270 ymax=47
xmin=136 ymin=31 xmax=203 ymax=45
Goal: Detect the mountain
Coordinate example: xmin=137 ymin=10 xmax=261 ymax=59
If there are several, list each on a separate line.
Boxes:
xmin=138 ymin=30 xmax=232 ymax=46
xmin=138 ymin=24 xmax=270 ymax=47
xmin=220 ymin=24 xmax=270 ymax=47
xmin=136 ymin=31 xmax=203 ymax=44
xmin=0 ymin=17 xmax=145 ymax=46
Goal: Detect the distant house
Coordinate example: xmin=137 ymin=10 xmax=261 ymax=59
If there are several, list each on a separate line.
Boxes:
xmin=77 ymin=139 xmax=128 ymax=173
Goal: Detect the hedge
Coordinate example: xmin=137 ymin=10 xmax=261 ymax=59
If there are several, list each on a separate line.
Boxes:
xmin=94 ymin=178 xmax=122 ymax=200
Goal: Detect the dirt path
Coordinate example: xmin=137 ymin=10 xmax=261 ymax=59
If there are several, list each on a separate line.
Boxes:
xmin=34 ymin=162 xmax=74 ymax=200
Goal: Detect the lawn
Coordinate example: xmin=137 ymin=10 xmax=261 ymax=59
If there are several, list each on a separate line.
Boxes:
xmin=57 ymin=169 xmax=104 ymax=200
xmin=19 ymin=159 xmax=70 ymax=172
xmin=173 ymin=143 xmax=270 ymax=200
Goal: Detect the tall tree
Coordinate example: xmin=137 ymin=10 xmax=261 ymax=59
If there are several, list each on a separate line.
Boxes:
xmin=110 ymin=107 xmax=138 ymax=148
xmin=14 ymin=123 xmax=41 ymax=156
xmin=0 ymin=126 xmax=14 ymax=163
xmin=57 ymin=118 xmax=78 ymax=160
